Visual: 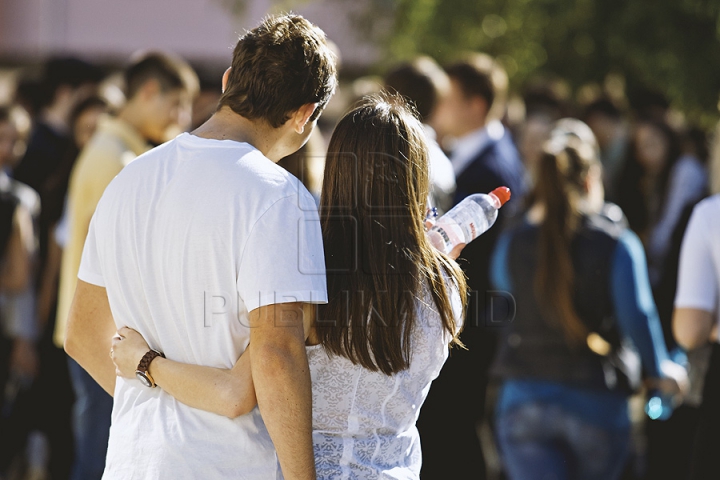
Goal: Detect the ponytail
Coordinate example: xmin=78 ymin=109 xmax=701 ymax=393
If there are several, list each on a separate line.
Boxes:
xmin=534 ymin=143 xmax=589 ymax=346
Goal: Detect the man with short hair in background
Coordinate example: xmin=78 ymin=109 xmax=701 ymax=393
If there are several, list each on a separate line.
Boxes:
xmin=418 ymin=53 xmax=527 ymax=480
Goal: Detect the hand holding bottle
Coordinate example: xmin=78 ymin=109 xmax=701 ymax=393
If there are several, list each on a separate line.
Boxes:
xmin=427 ymin=187 xmax=511 ymax=256
xmin=425 ymin=208 xmax=465 ymax=259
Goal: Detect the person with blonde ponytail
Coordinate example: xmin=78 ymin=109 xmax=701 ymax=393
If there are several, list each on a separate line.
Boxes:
xmin=490 ymin=119 xmax=687 ymax=480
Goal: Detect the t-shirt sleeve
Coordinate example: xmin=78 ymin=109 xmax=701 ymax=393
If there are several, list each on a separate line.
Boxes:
xmin=77 ymin=211 xmax=105 ymax=287
xmin=237 ymin=194 xmax=327 ymax=313
xmin=675 ymin=203 xmax=718 ymax=312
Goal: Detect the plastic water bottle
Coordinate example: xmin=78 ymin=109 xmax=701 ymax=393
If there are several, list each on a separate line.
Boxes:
xmin=427 ymin=187 xmax=511 ymax=255
xmin=645 ymin=348 xmax=688 ymax=421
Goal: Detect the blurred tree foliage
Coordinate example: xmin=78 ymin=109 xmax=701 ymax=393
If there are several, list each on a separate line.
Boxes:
xmin=385 ymin=0 xmax=720 ymax=125
xmin=225 ymin=0 xmax=720 ymax=124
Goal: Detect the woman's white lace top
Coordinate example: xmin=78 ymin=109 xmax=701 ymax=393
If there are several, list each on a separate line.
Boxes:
xmin=308 ymin=282 xmax=463 ymax=479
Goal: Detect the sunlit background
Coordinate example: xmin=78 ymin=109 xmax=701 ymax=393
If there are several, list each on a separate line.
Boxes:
xmin=2 ymin=2 xmax=720 ymax=479
xmin=1 ymin=0 xmax=720 ymax=124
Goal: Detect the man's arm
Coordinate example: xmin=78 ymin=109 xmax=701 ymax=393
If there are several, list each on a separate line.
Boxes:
xmin=673 ymin=308 xmax=715 ymax=351
xmin=249 ymin=302 xmax=315 ymax=480
xmin=64 ymin=279 xmax=118 ymax=395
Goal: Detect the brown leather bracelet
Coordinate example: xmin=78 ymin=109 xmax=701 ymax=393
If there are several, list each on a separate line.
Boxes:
xmin=135 ymin=350 xmax=165 ymax=388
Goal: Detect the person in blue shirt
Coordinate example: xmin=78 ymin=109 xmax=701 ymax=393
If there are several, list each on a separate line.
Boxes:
xmin=490 ymin=119 xmax=688 ymax=480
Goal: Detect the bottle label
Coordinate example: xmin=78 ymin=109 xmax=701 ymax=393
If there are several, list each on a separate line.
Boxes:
xmin=436 ymin=227 xmax=451 ymax=246
xmin=467 ymin=222 xmax=477 ymax=240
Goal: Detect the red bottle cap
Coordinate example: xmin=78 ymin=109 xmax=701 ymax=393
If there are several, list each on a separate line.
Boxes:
xmin=490 ymin=187 xmax=511 ymax=207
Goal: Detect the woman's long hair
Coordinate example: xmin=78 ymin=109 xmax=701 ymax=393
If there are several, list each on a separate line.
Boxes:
xmin=316 ymin=93 xmax=467 ymax=375
xmin=533 ymin=130 xmax=598 ymax=345
xmin=616 ymin=119 xmax=680 ymax=235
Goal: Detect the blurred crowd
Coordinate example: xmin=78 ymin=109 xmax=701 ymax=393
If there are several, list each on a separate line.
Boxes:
xmin=0 ymin=43 xmax=718 ymax=480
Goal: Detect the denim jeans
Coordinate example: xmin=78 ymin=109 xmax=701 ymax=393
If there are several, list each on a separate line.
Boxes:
xmin=496 ymin=402 xmax=631 ymax=480
xmin=68 ymin=357 xmax=113 ymax=480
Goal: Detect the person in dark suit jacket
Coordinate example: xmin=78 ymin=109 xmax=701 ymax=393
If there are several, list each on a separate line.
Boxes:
xmin=417 ymin=53 xmax=527 ymax=479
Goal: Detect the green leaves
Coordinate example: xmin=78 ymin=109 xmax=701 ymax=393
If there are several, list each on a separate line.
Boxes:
xmin=385 ymin=0 xmax=720 ymax=125
xmin=221 ymin=0 xmax=720 ymax=125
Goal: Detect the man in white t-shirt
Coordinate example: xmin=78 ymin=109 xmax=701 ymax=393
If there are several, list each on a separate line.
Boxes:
xmin=64 ymin=14 xmax=337 ymax=480
xmin=673 ymin=194 xmax=720 ymax=349
xmin=673 ymin=194 xmax=720 ymax=480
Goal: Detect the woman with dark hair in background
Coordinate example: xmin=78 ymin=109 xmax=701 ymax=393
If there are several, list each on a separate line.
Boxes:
xmin=647 ymin=125 xmax=709 ymax=285
xmin=109 ymin=94 xmax=468 ymax=479
xmin=490 ymin=120 xmax=687 ymax=480
xmin=642 ymin=125 xmax=710 ymax=480
xmin=616 ymin=119 xmax=680 ymax=246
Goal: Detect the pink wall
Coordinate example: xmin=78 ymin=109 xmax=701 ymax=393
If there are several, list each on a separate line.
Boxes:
xmin=0 ymin=0 xmax=377 ymax=67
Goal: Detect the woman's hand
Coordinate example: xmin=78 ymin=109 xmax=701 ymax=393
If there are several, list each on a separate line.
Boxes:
xmin=110 ymin=327 xmax=151 ymax=378
xmin=646 ymin=359 xmax=690 ymax=405
xmin=425 ymin=213 xmax=465 ymax=260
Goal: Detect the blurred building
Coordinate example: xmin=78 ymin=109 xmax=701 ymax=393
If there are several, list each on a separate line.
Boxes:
xmin=0 ymin=0 xmax=377 ymax=68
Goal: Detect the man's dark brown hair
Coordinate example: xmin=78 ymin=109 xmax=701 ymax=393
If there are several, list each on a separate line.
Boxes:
xmin=445 ymin=53 xmax=508 ymax=118
xmin=218 ymin=14 xmax=337 ymax=128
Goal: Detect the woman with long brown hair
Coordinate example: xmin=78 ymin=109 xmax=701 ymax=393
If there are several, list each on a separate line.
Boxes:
xmin=490 ymin=119 xmax=687 ymax=480
xmin=109 ymin=93 xmax=467 ymax=479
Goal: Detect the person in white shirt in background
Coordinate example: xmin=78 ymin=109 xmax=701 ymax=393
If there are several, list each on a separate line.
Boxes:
xmin=673 ymin=193 xmax=720 ymax=480
xmin=64 ymin=14 xmax=337 ymax=480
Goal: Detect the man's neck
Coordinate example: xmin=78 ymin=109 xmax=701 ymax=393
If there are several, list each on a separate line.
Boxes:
xmin=117 ymin=103 xmax=149 ymax=141
xmin=191 ymin=107 xmax=287 ymax=162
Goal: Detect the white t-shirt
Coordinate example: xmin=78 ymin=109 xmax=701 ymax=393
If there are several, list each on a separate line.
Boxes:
xmin=78 ymin=133 xmax=327 ymax=480
xmin=675 ymin=194 xmax=720 ymax=332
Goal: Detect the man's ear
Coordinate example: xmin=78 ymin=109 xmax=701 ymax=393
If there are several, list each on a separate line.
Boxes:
xmin=221 ymin=67 xmax=231 ymax=94
xmin=293 ymin=103 xmax=318 ymax=134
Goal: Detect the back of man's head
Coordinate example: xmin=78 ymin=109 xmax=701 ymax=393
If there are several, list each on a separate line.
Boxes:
xmin=384 ymin=56 xmax=449 ymax=122
xmin=38 ymin=57 xmax=104 ymax=110
xmin=445 ymin=53 xmax=508 ymax=121
xmin=124 ymin=51 xmax=198 ymax=101
xmin=218 ymin=14 xmax=337 ymax=128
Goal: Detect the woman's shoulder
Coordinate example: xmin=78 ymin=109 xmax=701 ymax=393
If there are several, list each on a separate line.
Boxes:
xmin=416 ymin=274 xmax=463 ymax=338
